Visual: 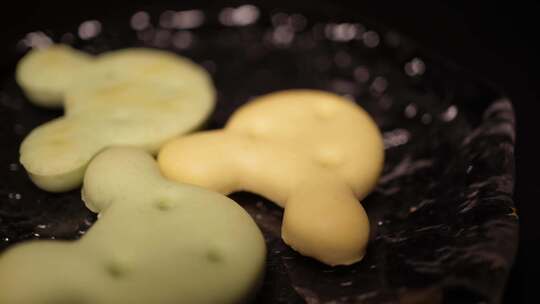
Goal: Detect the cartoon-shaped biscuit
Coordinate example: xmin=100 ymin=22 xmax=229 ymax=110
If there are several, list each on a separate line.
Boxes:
xmin=0 ymin=148 xmax=266 ymax=304
xmin=18 ymin=47 xmax=215 ymax=192
xmin=158 ymin=90 xmax=384 ymax=266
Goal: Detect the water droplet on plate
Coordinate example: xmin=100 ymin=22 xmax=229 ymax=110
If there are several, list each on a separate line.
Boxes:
xmin=172 ymin=31 xmax=193 ymax=49
xmin=272 ymin=13 xmax=307 ymax=32
xmin=8 ymin=193 xmax=22 ymax=200
xmin=219 ymin=5 xmax=260 ymax=26
xmin=370 ymin=76 xmax=388 ymax=93
xmin=289 ymin=14 xmax=307 ymax=32
xmin=172 ymin=10 xmax=205 ymax=29
xmin=269 ymin=25 xmax=295 ymax=47
xmin=421 ymin=113 xmax=432 ymax=124
xmin=78 ymin=20 xmax=102 ymax=40
xmin=19 ymin=31 xmax=53 ymax=49
xmin=383 ymin=129 xmax=411 ymax=149
xmin=131 ymin=11 xmax=151 ymax=31
xmin=362 ymin=31 xmax=380 ymax=48
xmin=440 ymin=105 xmax=458 ymax=122
xmin=404 ymin=103 xmax=418 ymax=118
xmin=83 ymin=217 xmax=94 ymax=226
xmin=405 ymin=57 xmax=426 ymax=76
xmin=325 ymin=23 xmax=358 ymax=42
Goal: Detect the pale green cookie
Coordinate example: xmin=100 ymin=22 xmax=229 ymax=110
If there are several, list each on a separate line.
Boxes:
xmin=0 ymin=148 xmax=266 ymax=304
xmin=15 ymin=44 xmax=94 ymax=107
xmin=18 ymin=47 xmax=216 ymax=192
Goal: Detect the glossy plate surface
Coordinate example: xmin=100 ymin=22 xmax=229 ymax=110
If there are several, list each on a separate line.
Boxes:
xmin=0 ymin=3 xmax=518 ymax=303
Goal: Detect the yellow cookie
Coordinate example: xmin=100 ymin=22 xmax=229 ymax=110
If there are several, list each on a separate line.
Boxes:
xmin=0 ymin=148 xmax=266 ymax=304
xmin=158 ymin=90 xmax=384 ymax=266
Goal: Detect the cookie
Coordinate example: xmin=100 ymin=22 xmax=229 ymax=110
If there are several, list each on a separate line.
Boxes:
xmin=0 ymin=148 xmax=266 ymax=304
xmin=158 ymin=90 xmax=384 ymax=265
xmin=18 ymin=47 xmax=215 ymax=192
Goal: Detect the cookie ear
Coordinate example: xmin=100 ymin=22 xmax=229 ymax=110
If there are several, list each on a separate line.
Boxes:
xmin=0 ymin=148 xmax=266 ymax=304
xmin=82 ymin=147 xmax=161 ymax=213
xmin=158 ymin=90 xmax=383 ymax=266
xmin=18 ymin=47 xmax=215 ymax=192
xmin=16 ymin=45 xmax=94 ymax=107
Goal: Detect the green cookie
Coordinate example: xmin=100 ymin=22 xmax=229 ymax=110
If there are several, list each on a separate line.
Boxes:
xmin=18 ymin=47 xmax=215 ymax=192
xmin=0 ymin=148 xmax=266 ymax=304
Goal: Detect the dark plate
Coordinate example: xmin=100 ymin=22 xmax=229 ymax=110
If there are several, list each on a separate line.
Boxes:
xmin=0 ymin=2 xmax=518 ymax=303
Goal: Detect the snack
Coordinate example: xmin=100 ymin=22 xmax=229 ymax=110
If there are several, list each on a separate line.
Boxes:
xmin=16 ymin=44 xmax=94 ymax=107
xmin=0 ymin=148 xmax=266 ymax=304
xmin=18 ymin=47 xmax=215 ymax=192
xmin=158 ymin=90 xmax=384 ymax=265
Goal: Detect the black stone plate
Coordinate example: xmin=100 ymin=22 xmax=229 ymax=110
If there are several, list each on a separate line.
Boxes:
xmin=0 ymin=2 xmax=518 ymax=304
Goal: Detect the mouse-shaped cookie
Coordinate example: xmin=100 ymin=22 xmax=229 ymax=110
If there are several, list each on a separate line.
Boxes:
xmin=158 ymin=90 xmax=384 ymax=266
xmin=0 ymin=148 xmax=266 ymax=304
xmin=17 ymin=46 xmax=215 ymax=192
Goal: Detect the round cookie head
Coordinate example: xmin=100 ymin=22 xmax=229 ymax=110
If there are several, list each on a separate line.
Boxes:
xmin=226 ymin=90 xmax=384 ymax=198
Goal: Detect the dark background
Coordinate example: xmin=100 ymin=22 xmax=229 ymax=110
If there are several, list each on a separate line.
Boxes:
xmin=0 ymin=1 xmax=536 ymax=302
